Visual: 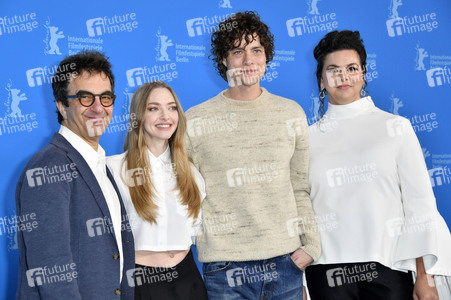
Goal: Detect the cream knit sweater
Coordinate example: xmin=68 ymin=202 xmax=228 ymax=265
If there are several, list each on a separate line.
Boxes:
xmin=185 ymin=88 xmax=321 ymax=262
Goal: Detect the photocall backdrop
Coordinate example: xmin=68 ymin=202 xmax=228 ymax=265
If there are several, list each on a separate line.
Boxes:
xmin=1 ymin=0 xmax=450 ymax=297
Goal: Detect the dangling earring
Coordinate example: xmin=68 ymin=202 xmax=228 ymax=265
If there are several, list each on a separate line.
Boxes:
xmin=319 ymin=88 xmax=326 ymax=100
xmin=360 ymin=87 xmax=367 ymax=97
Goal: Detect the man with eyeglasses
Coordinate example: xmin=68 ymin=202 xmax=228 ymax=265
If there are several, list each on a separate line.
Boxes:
xmin=15 ymin=50 xmax=135 ymax=299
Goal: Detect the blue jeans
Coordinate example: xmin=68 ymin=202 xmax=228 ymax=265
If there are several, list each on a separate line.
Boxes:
xmin=203 ymin=253 xmax=303 ymax=300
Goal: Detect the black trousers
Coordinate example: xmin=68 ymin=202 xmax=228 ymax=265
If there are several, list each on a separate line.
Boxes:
xmin=134 ymin=249 xmax=208 ymax=300
xmin=305 ymin=261 xmax=414 ymax=300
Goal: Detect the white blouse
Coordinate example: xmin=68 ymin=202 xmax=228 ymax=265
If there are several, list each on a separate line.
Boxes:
xmin=308 ymin=96 xmax=451 ymax=276
xmin=106 ymin=147 xmax=206 ymax=252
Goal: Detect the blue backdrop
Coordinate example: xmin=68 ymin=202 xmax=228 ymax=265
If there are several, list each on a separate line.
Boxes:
xmin=1 ymin=0 xmax=450 ymax=298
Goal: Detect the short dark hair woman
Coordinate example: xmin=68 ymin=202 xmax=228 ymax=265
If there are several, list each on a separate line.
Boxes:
xmin=305 ymin=30 xmax=451 ymax=300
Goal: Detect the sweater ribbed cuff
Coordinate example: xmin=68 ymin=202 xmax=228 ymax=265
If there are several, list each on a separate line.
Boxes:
xmin=300 ymin=234 xmax=322 ymax=262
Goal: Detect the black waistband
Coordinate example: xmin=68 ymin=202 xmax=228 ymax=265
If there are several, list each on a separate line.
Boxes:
xmin=135 ymin=249 xmax=195 ymax=274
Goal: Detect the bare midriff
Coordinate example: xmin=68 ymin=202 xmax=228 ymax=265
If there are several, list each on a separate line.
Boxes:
xmin=135 ymin=249 xmax=189 ymax=267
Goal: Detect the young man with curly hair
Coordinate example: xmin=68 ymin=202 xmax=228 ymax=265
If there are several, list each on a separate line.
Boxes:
xmin=185 ymin=11 xmax=320 ymax=299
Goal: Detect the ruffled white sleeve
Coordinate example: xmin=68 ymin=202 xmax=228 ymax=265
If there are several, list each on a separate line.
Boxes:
xmin=392 ymin=117 xmax=451 ymax=276
xmin=190 ymin=163 xmax=206 ymax=245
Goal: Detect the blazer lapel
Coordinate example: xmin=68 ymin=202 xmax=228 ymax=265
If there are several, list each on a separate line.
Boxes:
xmin=107 ymin=168 xmax=132 ymax=242
xmin=50 ymin=133 xmax=119 ymax=247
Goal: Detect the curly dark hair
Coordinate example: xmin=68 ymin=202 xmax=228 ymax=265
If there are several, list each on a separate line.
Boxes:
xmin=52 ymin=50 xmax=115 ymax=124
xmin=210 ymin=11 xmax=275 ymax=82
xmin=313 ymin=30 xmax=367 ymax=116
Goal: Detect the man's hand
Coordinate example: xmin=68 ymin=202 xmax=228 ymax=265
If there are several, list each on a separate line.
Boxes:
xmin=290 ymin=248 xmax=313 ymax=270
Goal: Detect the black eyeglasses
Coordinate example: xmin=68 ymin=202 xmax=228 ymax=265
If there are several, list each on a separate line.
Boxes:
xmin=67 ymin=91 xmax=116 ymax=107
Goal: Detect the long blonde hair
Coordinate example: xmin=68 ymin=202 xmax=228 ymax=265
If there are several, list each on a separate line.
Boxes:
xmin=123 ymin=81 xmax=201 ymax=224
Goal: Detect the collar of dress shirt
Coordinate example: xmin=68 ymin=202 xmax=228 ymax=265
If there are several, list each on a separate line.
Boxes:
xmin=325 ymin=96 xmax=375 ymax=120
xmin=59 ymin=125 xmax=106 ymax=175
xmin=146 ymin=145 xmax=171 ymax=165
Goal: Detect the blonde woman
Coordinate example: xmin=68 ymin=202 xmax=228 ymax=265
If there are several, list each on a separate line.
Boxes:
xmin=107 ymin=81 xmax=207 ymax=299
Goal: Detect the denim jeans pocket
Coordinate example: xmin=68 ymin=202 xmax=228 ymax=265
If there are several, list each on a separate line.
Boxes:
xmin=287 ymin=254 xmax=304 ymax=273
xmin=203 ymin=261 xmax=232 ymax=275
